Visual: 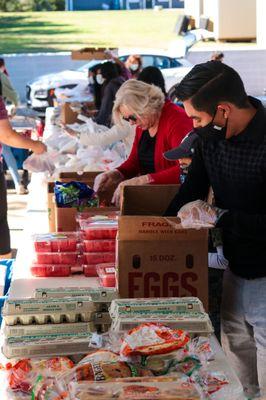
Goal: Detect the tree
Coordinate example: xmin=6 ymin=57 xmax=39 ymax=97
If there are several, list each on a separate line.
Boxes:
xmin=0 ymin=0 xmax=66 ymax=11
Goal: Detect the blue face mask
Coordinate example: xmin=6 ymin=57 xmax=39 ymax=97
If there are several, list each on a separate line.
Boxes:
xmin=96 ymin=74 xmax=105 ymax=85
xmin=130 ymin=64 xmax=139 ymax=72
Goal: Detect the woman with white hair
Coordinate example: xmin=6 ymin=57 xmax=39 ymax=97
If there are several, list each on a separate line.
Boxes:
xmin=94 ymin=79 xmax=192 ymax=205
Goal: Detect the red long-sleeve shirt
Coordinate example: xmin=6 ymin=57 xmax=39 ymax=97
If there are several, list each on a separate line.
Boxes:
xmin=117 ymin=100 xmax=193 ymax=184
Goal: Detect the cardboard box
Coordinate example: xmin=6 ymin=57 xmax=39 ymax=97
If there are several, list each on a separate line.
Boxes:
xmin=54 ymin=172 xmax=118 ymax=232
xmin=117 ymin=185 xmax=209 ymax=309
xmin=60 ymin=102 xmax=79 ymax=124
xmin=47 ymin=172 xmax=117 ymax=232
xmin=47 ymin=181 xmax=56 ymax=232
xmin=71 ymin=47 xmax=117 ymax=61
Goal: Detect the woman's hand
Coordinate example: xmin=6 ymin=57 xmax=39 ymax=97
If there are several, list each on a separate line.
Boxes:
xmin=112 ymin=174 xmax=152 ymax=207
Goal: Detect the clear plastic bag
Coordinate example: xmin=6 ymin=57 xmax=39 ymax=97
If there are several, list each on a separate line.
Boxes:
xmin=23 ymin=151 xmax=59 ymax=175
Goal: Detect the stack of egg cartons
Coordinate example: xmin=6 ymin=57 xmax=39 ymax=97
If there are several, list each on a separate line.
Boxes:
xmin=79 ymin=217 xmax=118 ymax=286
xmin=34 ymin=286 xmax=118 ymax=333
xmin=2 ymin=296 xmax=97 ymax=359
xmin=109 ymin=297 xmax=214 ymax=336
xmin=31 ymin=232 xmax=84 ymax=277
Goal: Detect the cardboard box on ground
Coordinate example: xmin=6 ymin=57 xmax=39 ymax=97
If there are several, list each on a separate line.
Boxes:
xmin=117 ymin=185 xmax=209 ymax=309
xmin=71 ymin=47 xmax=117 ymax=61
xmin=47 ymin=172 xmax=118 ymax=232
xmin=60 ymin=102 xmax=97 ymax=124
xmin=60 ymin=103 xmax=79 ymax=124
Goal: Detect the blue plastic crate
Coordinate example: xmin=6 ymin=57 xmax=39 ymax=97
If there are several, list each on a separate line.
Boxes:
xmin=0 ymin=259 xmax=14 ymax=325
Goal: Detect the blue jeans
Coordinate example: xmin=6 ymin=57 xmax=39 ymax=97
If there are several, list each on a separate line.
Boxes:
xmin=2 ymin=145 xmax=21 ymax=188
xmin=221 ymin=269 xmax=266 ymax=398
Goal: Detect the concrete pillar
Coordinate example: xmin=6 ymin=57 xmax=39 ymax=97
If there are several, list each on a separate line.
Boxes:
xmin=256 ymin=0 xmax=266 ymax=46
xmin=184 ymin=0 xmax=203 ymax=27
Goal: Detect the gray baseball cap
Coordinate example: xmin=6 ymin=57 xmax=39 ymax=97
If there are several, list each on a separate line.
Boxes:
xmin=164 ymin=131 xmax=198 ymax=161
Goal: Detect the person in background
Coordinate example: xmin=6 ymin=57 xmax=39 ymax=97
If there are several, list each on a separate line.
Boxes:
xmin=138 ymin=66 xmax=167 ymax=97
xmin=211 ymin=51 xmax=224 ymax=62
xmin=0 ymin=58 xmax=28 ymax=194
xmin=164 ymin=132 xmax=228 ymax=339
xmin=93 ymin=79 xmax=193 ymax=206
xmin=0 ymin=97 xmax=46 ymax=259
xmin=63 ymin=66 xmax=170 ymax=158
xmin=94 ymin=62 xmax=125 ymax=127
xmin=124 ymin=54 xmax=142 ymax=79
xmin=164 ymin=61 xmax=266 ymax=398
xmin=106 ymin=52 xmax=143 ymax=80
xmin=88 ymin=63 xmax=103 ymax=111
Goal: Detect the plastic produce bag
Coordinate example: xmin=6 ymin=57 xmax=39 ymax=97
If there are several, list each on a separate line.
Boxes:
xmin=120 ymin=323 xmax=190 ymax=358
xmin=6 ymin=357 xmax=74 ymax=396
xmin=23 ymin=151 xmax=59 ymax=175
xmin=54 ymin=181 xmax=99 ymax=209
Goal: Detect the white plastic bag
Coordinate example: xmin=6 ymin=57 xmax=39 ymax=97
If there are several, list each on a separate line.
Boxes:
xmin=23 ymin=151 xmax=58 ymax=175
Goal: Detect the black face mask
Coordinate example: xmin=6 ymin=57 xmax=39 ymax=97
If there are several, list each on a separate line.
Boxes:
xmin=193 ymin=109 xmax=228 ymax=140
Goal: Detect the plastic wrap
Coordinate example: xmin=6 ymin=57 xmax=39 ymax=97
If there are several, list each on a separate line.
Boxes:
xmin=83 ymin=240 xmax=116 ymax=252
xmin=97 ymin=264 xmax=117 ymax=288
xmin=54 ymin=181 xmax=98 ymax=209
xmin=7 ymin=357 xmax=74 ymax=395
xmin=23 ymin=151 xmax=58 ymax=175
xmin=83 ymin=252 xmax=115 ymax=265
xmin=80 ymin=220 xmax=118 ymax=240
xmin=120 ymin=324 xmax=190 ymax=358
xmin=33 ymin=232 xmax=81 ymax=253
xmin=67 ymin=377 xmax=205 ymax=400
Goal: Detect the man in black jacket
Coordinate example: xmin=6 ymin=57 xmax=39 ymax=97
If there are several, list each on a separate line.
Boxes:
xmin=165 ymin=61 xmax=266 ymax=398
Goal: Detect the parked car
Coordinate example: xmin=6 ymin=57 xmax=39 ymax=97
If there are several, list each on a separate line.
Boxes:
xmin=26 ymin=50 xmax=193 ymax=113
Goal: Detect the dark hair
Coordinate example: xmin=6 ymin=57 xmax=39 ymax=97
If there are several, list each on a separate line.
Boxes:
xmin=138 ymin=66 xmax=166 ymax=95
xmin=89 ymin=62 xmax=103 ymax=75
xmin=100 ymin=61 xmax=119 ymax=82
xmin=211 ymin=51 xmax=224 ymax=62
xmin=175 ymin=61 xmax=249 ymax=115
xmin=0 ymin=58 xmax=5 ymax=68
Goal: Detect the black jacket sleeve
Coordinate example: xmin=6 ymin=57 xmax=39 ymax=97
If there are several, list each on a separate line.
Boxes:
xmin=95 ymin=82 xmax=115 ymax=127
xmin=164 ymin=139 xmax=210 ymax=216
xmin=216 ymin=209 xmax=266 ymax=238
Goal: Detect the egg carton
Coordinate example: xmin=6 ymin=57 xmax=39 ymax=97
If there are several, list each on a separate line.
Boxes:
xmin=111 ymin=311 xmax=214 ymax=335
xmin=93 ymin=311 xmax=112 ymax=333
xmin=35 ymin=287 xmax=118 ymax=303
xmin=3 ymin=297 xmax=96 ymax=326
xmin=3 ymin=296 xmax=95 ymax=314
xmin=3 ymin=311 xmax=95 ymax=326
xmin=3 ymin=332 xmax=95 ymax=359
xmin=109 ymin=297 xmax=204 ymax=318
xmin=4 ymin=321 xmax=96 ymax=338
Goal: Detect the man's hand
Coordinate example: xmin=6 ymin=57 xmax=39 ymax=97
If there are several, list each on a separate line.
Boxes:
xmin=31 ymin=141 xmax=47 ymax=155
xmin=178 ymin=199 xmax=226 ymax=229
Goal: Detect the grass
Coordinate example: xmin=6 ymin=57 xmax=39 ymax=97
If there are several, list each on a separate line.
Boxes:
xmin=0 ymin=10 xmax=182 ymax=54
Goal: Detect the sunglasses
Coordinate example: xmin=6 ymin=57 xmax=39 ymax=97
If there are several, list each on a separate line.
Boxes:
xmin=122 ymin=114 xmax=137 ymax=123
